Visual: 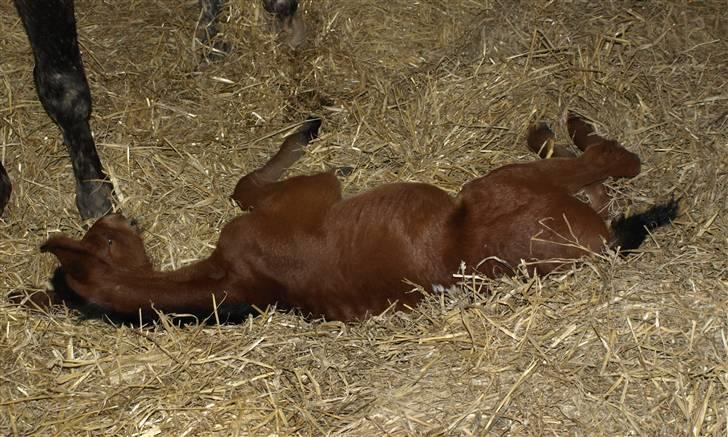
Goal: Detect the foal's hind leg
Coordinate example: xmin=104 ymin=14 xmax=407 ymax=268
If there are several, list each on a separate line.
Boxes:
xmin=566 ymin=114 xmax=629 ymax=216
xmin=526 ymin=122 xmax=575 ymax=159
xmin=526 ymin=121 xmax=631 ymax=217
xmin=565 ymin=114 xmax=641 ymax=189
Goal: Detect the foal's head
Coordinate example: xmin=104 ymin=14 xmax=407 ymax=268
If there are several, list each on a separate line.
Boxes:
xmin=80 ymin=213 xmax=151 ymax=269
xmin=41 ymin=213 xmax=152 ymax=275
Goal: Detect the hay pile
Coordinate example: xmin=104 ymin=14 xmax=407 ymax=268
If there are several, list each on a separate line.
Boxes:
xmin=1 ymin=0 xmax=726 ymax=434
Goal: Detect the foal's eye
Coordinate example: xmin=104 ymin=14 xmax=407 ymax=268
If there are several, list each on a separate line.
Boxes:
xmin=107 ymin=239 xmax=113 ymax=247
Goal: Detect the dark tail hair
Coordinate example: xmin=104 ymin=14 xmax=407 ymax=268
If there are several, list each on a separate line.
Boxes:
xmin=609 ymin=198 xmax=679 ymax=254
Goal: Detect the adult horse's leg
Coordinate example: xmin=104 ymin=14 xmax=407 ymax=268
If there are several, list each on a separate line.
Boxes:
xmin=198 ymin=0 xmax=303 ymax=60
xmin=198 ymin=0 xmax=224 ymax=44
xmin=197 ymin=0 xmax=229 ymax=61
xmin=0 ymin=163 xmax=11 ymax=216
xmin=14 ymin=0 xmax=113 ymax=219
xmin=262 ymin=0 xmax=299 ymax=18
xmin=199 ymin=0 xmax=302 ymax=45
xmin=263 ymin=0 xmax=306 ymax=48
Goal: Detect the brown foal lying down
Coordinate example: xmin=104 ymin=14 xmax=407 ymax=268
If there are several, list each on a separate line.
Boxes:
xmin=40 ymin=116 xmax=677 ymax=322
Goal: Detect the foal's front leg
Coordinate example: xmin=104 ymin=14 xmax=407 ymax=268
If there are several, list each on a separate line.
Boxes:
xmin=232 ymin=118 xmax=320 ymax=210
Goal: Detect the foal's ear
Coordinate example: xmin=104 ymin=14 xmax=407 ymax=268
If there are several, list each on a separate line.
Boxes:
xmin=41 ymin=236 xmax=99 ymax=281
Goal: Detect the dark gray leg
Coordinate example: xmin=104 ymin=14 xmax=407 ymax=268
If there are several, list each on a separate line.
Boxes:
xmin=14 ymin=0 xmax=113 ymax=219
xmin=197 ymin=1 xmax=302 ymax=60
xmin=198 ymin=0 xmax=230 ymax=61
xmin=198 ymin=0 xmax=224 ymax=43
xmin=263 ymin=0 xmax=306 ymax=48
xmin=0 ymin=163 xmax=11 ymax=216
xmin=262 ymin=0 xmax=298 ymax=18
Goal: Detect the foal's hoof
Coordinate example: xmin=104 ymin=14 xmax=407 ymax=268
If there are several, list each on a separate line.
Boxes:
xmin=567 ymin=114 xmax=598 ymax=151
xmin=76 ymin=180 xmax=114 ymax=220
xmin=526 ymin=122 xmax=556 ymax=158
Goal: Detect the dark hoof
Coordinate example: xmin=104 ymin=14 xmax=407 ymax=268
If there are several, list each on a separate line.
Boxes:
xmin=0 ymin=162 xmax=11 ymax=216
xmin=263 ymin=0 xmax=298 ymax=18
xmin=200 ymin=41 xmax=231 ymax=64
xmin=76 ymin=179 xmax=114 ymax=220
xmin=335 ymin=166 xmax=355 ymax=177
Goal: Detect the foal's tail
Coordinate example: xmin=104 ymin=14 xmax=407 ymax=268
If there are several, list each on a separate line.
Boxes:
xmin=609 ymin=199 xmax=679 ymax=254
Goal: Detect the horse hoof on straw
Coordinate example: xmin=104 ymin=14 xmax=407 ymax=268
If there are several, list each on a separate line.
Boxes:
xmin=76 ymin=180 xmax=114 ymax=220
xmin=0 ymin=163 xmax=12 ymax=216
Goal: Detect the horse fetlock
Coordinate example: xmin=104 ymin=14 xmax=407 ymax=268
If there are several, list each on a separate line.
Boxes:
xmin=0 ymin=163 xmax=12 ymax=216
xmin=263 ymin=0 xmax=298 ymax=18
xmin=76 ymin=179 xmax=114 ymax=220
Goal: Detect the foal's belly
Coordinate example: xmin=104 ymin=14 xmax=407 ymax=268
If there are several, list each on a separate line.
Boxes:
xmin=290 ymin=183 xmax=460 ymax=320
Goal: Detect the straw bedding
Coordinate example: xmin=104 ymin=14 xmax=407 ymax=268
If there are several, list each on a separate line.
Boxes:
xmin=1 ymin=0 xmax=726 ymax=434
